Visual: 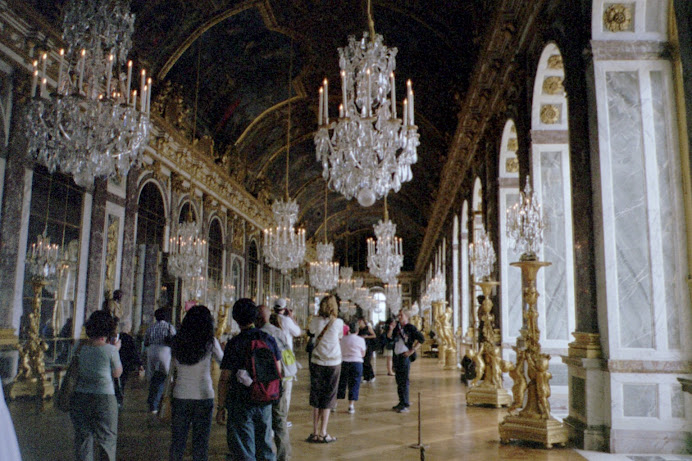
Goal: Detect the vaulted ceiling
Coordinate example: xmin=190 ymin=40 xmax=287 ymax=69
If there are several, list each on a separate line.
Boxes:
xmin=28 ymin=0 xmax=498 ymax=272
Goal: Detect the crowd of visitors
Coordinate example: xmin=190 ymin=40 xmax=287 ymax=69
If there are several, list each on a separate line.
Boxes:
xmin=44 ymin=291 xmax=425 ymax=461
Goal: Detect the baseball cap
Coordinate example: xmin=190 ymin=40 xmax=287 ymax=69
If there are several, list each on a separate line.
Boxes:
xmin=273 ymin=298 xmax=287 ymax=311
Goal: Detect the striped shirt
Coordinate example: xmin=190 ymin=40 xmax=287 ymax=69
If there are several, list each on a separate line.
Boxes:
xmin=144 ymin=320 xmax=176 ymax=347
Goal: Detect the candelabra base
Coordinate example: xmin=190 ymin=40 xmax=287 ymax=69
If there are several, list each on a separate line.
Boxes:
xmin=9 ymin=372 xmax=55 ymax=400
xmin=466 ymin=385 xmax=512 ymax=408
xmin=499 ymin=415 xmax=568 ymax=448
xmin=443 ymin=347 xmax=458 ymax=370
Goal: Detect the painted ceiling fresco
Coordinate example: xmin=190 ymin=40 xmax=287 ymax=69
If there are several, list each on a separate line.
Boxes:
xmin=27 ymin=0 xmax=496 ymax=271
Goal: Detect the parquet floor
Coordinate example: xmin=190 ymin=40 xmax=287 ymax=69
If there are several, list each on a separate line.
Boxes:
xmin=10 ymin=354 xmax=588 ymax=461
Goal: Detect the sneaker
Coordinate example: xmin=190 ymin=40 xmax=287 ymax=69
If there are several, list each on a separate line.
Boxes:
xmin=392 ymin=404 xmax=404 ymax=411
xmin=348 ymin=406 xmax=355 ymax=414
xmin=396 ymin=406 xmax=410 ymax=413
xmin=286 ymin=421 xmax=293 ymax=428
xmin=370 ymin=377 xmax=376 ymax=382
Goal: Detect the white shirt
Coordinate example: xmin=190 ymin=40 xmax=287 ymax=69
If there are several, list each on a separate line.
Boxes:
xmin=309 ymin=316 xmax=344 ymax=366
xmin=172 ymin=338 xmax=223 ymax=400
xmin=280 ymin=315 xmax=302 ymax=351
xmin=340 ymin=333 xmax=366 ymax=363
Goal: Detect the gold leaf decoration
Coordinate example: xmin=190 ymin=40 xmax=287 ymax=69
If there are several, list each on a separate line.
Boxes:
xmin=603 ymin=3 xmax=633 ymax=32
xmin=547 ymin=55 xmax=563 ymax=70
xmin=540 ymin=105 xmax=561 ymax=125
xmin=507 ymin=138 xmax=518 ymax=152
xmin=542 ymin=76 xmax=564 ymax=95
xmin=506 ymin=157 xmax=519 ymax=173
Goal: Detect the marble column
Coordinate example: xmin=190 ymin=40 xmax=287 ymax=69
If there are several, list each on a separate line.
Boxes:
xmin=119 ymin=167 xmax=140 ymax=329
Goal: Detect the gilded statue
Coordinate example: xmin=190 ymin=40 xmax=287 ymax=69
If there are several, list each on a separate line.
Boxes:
xmin=508 ymin=348 xmax=527 ymax=414
xmin=439 ymin=306 xmax=454 ymax=351
xmin=467 ymin=348 xmax=484 ymax=387
xmin=534 ymin=354 xmax=552 ymax=418
xmin=216 ymin=303 xmax=231 ymax=338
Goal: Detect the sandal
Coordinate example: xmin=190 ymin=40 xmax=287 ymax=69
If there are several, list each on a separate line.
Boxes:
xmin=306 ymin=434 xmax=320 ymax=443
xmin=320 ymin=434 xmax=337 ymax=443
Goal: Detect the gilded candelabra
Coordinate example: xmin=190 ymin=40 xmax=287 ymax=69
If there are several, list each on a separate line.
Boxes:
xmin=498 ymin=260 xmax=568 ymax=448
xmin=465 ymin=280 xmax=512 ymax=408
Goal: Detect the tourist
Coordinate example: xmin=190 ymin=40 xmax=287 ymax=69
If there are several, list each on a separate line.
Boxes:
xmin=69 ymin=310 xmax=122 ymax=461
xmin=307 ymin=295 xmax=343 ymax=443
xmin=169 ymin=305 xmax=223 ymax=461
xmin=257 ymin=305 xmax=292 ymax=461
xmin=217 ymin=298 xmax=281 ymax=461
xmin=0 ymin=376 xmax=21 ymax=460
xmin=380 ymin=318 xmax=395 ymax=376
xmin=115 ymin=320 xmax=142 ymax=408
xmin=144 ymin=308 xmax=176 ymax=414
xmin=273 ymin=297 xmax=301 ymax=426
xmin=387 ymin=309 xmax=425 ymax=413
xmin=357 ymin=317 xmax=376 ymax=382
xmin=337 ymin=322 xmax=366 ymax=414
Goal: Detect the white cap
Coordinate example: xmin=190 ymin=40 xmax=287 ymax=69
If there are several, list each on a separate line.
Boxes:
xmin=274 ymin=298 xmax=287 ymax=310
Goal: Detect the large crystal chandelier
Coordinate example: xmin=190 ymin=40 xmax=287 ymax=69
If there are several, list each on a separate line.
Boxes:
xmin=309 ymin=185 xmax=340 ymax=292
xmin=24 ymin=0 xmax=150 ymax=188
xmin=367 ymin=197 xmax=403 ymax=283
xmin=336 ymin=266 xmax=356 ymax=301
xmin=314 ymin=0 xmax=419 ymax=207
xmin=290 ymin=277 xmax=309 ymax=311
xmin=469 ymin=227 xmax=496 ymax=280
xmin=168 ymin=217 xmax=207 ymax=282
xmin=263 ymin=51 xmax=306 ymax=273
xmin=385 ymin=283 xmax=402 ymax=314
xmin=506 ymin=176 xmax=545 ymax=261
xmin=27 ymin=232 xmax=61 ymax=280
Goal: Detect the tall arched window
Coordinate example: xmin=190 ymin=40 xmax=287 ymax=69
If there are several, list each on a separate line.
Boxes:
xmin=460 ymin=200 xmax=470 ymax=336
xmin=471 ymin=178 xmax=484 ymax=332
xmin=531 ymin=44 xmax=576 ymax=348
xmin=452 ymin=215 xmax=460 ymax=333
xmin=498 ymin=120 xmax=523 ymax=354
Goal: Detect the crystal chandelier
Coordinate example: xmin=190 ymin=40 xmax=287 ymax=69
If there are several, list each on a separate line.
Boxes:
xmin=469 ymin=227 xmax=496 ymax=280
xmin=385 ymin=283 xmax=402 ymax=314
xmin=309 ymin=242 xmax=339 ymax=292
xmin=168 ymin=217 xmax=207 ymax=282
xmin=24 ymin=0 xmax=150 ymax=188
xmin=290 ymin=277 xmax=309 ymax=311
xmin=222 ymin=283 xmax=236 ymax=304
xmin=314 ymin=0 xmax=419 ymax=207
xmin=27 ymin=232 xmax=61 ymax=280
xmin=263 ymin=51 xmax=306 ymax=273
xmin=336 ymin=266 xmax=356 ymax=301
xmin=506 ymin=176 xmax=545 ymax=260
xmin=367 ymin=197 xmax=403 ymax=284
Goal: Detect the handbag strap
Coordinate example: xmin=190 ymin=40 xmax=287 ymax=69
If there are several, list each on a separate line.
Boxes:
xmin=313 ymin=318 xmax=335 ymax=350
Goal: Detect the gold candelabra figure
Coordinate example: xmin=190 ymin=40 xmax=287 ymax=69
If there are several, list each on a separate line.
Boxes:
xmin=215 ymin=303 xmax=231 ymax=339
xmin=465 ymin=280 xmax=512 ymax=407
xmin=498 ymin=260 xmax=568 ymax=448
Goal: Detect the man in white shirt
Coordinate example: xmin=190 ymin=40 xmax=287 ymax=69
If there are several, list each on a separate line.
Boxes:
xmin=274 ymin=298 xmax=302 ymax=424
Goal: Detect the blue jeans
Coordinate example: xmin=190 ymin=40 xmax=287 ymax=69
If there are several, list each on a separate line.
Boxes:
xmin=337 ymin=362 xmax=363 ymax=401
xmin=148 ymin=371 xmax=167 ymax=412
xmin=69 ymin=393 xmax=118 ymax=461
xmin=170 ymin=398 xmax=214 ymax=461
xmin=393 ymin=354 xmax=411 ymax=407
xmin=226 ymin=400 xmax=275 ymax=461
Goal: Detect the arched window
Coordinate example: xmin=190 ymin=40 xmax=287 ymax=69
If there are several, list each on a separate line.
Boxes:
xmin=498 ymin=120 xmax=523 ymax=353
xmin=137 ymin=182 xmax=166 ymax=246
xmin=460 ymin=200 xmax=470 ymax=336
xmin=471 ymin=178 xmax=484 ymax=330
xmin=452 ymin=215 xmax=460 ymax=333
xmin=531 ymin=44 xmax=576 ymax=348
xmin=372 ymin=289 xmax=387 ymax=325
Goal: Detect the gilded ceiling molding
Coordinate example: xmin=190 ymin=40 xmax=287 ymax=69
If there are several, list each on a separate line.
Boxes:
xmin=149 ymin=119 xmax=272 ymax=229
xmin=414 ymin=0 xmax=548 ymax=278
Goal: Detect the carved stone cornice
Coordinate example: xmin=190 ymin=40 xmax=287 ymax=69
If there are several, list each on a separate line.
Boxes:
xmin=414 ymin=0 xmax=548 ymax=278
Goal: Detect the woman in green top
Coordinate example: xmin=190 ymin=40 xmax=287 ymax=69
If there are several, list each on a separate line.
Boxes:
xmin=70 ymin=310 xmax=122 ymax=461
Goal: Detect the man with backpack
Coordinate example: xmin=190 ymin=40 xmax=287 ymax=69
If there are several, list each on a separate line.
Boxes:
xmin=217 ymin=299 xmax=282 ymax=461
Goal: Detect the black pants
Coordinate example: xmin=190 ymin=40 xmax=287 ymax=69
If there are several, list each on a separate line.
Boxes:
xmin=393 ymin=354 xmax=411 ymax=407
xmin=363 ymin=348 xmax=375 ymax=381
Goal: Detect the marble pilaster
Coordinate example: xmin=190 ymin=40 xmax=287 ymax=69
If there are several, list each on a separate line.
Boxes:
xmin=84 ymin=178 xmax=108 ymax=316
xmin=119 ymin=167 xmax=140 ymax=328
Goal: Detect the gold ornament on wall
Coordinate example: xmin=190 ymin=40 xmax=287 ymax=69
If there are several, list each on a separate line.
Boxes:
xmin=542 ymin=77 xmax=564 ymax=95
xmin=604 ymin=3 xmax=633 ymax=32
xmin=507 ymin=138 xmax=518 ymax=152
xmin=105 ymin=215 xmax=120 ymax=296
xmin=547 ymin=55 xmax=563 ymax=70
xmin=506 ymin=157 xmax=519 ymax=173
xmin=540 ymin=105 xmax=561 ymax=125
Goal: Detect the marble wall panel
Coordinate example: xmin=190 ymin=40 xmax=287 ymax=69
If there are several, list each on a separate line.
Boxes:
xmin=650 ymin=70 xmax=684 ymax=351
xmin=540 ymin=150 xmax=569 ymax=341
xmin=606 ymin=70 xmax=654 ymax=349
xmin=622 ymin=383 xmax=658 ymax=417
xmin=670 ymin=386 xmax=684 ymax=419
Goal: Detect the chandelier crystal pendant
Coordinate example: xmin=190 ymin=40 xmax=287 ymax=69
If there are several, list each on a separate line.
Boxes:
xmin=469 ymin=227 xmax=496 ymax=280
xmin=314 ymin=0 xmax=419 ymax=207
xmin=367 ymin=196 xmax=403 ymax=284
xmin=336 ymin=266 xmax=356 ymax=301
xmin=168 ymin=217 xmax=207 ymax=282
xmin=309 ymin=183 xmax=340 ymax=292
xmin=24 ymin=0 xmax=151 ymax=188
xmin=263 ymin=47 xmax=306 ymax=274
xmin=385 ymin=282 xmax=402 ymax=314
xmin=506 ymin=176 xmax=545 ymax=261
xmin=290 ymin=277 xmax=309 ymax=311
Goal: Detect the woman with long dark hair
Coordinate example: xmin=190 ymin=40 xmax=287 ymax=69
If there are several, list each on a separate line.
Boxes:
xmin=169 ymin=305 xmax=223 ymax=461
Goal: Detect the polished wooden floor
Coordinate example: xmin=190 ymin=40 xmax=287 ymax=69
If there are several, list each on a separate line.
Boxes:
xmin=10 ymin=354 xmax=588 ymax=460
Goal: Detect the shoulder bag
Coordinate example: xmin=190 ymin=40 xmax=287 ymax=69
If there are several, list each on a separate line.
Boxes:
xmin=55 ymin=342 xmax=83 ymax=412
xmin=305 ymin=318 xmax=334 ymax=355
